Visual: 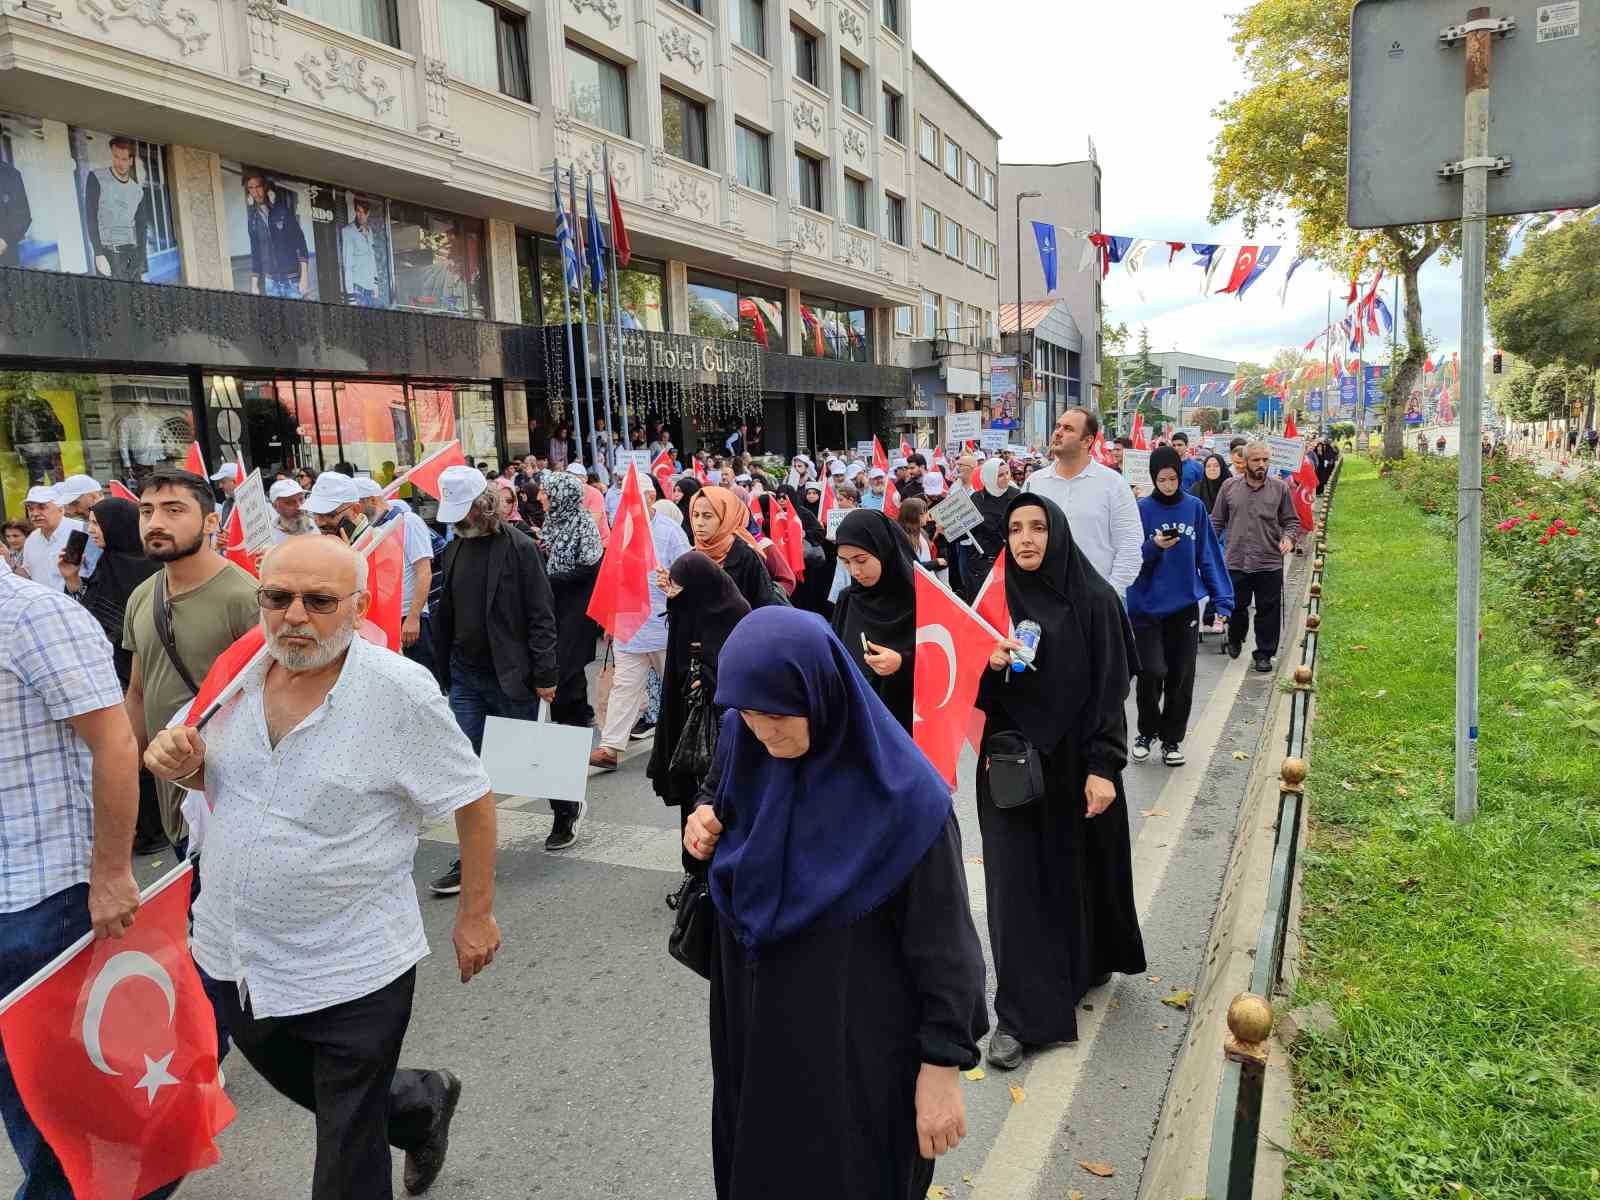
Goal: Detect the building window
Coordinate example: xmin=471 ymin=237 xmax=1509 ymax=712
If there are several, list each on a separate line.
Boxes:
xmin=843 ymin=174 xmax=868 ymax=229
xmin=283 ymin=0 xmax=399 ymax=47
xmin=731 ymin=0 xmax=766 ymax=57
xmin=735 ymin=123 xmax=771 ymax=193
xmin=894 ymin=304 xmax=912 ymax=336
xmin=800 ymin=296 xmax=871 ymax=362
xmin=983 ymin=239 xmax=996 ymax=276
xmin=566 ymin=43 xmax=629 ymax=136
xmin=965 ymin=154 xmax=979 ymax=193
xmin=529 ymin=237 xmax=666 ymax=329
xmin=881 ymin=87 xmax=903 ymax=142
xmin=739 ymin=282 xmax=786 ymax=349
xmin=920 ymin=290 xmax=937 ymax=337
xmin=881 ymin=0 xmax=900 ymax=34
xmin=966 ymin=233 xmax=979 ymax=270
xmin=918 ymin=118 xmax=937 ymax=162
xmin=964 ymin=303 xmax=979 ymax=345
xmin=792 ymin=24 xmax=819 ymax=87
xmin=945 ymin=219 xmax=961 ymax=260
xmin=943 ymin=136 xmax=960 ymax=179
xmin=661 ymin=87 xmax=709 ymax=168
xmin=982 ymin=168 xmax=996 ymax=206
xmin=840 ymin=59 xmax=864 ymax=114
xmin=921 ymin=204 xmax=939 ymax=249
xmin=883 ymin=193 xmax=905 ymax=245
xmin=945 ymin=297 xmax=960 ymax=337
xmin=439 ymin=0 xmax=530 ymax=100
xmin=667 ymin=0 xmax=702 ymax=12
xmin=793 ymin=151 xmax=823 ymax=211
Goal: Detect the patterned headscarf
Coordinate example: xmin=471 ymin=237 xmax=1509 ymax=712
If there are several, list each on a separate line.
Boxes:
xmin=540 ymin=469 xmax=604 ymax=576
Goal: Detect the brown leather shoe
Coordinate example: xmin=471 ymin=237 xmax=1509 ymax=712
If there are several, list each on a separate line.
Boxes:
xmin=589 ymin=747 xmax=619 ymax=771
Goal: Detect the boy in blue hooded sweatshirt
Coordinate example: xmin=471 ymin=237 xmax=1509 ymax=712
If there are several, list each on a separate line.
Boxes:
xmin=1125 ymin=446 xmax=1234 ymax=766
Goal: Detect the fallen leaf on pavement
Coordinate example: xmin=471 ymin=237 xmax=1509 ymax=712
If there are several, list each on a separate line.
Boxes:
xmin=1008 ymin=1085 xmax=1025 ymax=1104
xmin=963 ymin=1067 xmax=985 ymax=1081
xmin=1154 ymin=1023 xmax=1169 ymax=1030
xmin=1068 ymin=1192 xmax=1085 ymax=1200
xmin=927 ymin=1187 xmax=949 ymax=1199
xmin=962 ymin=1174 xmax=974 ymax=1186
xmin=1140 ymin=807 xmax=1169 ymax=818
xmin=1161 ymin=990 xmax=1195 ymax=1009
xmin=1078 ymin=1161 xmax=1115 ymax=1178
xmin=1231 ymin=750 xmax=1250 ymax=760
xmin=1147 ymin=975 xmax=1162 ymax=983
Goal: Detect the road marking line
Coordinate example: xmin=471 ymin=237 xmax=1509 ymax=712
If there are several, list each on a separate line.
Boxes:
xmin=968 ymin=651 xmax=1251 ymax=1198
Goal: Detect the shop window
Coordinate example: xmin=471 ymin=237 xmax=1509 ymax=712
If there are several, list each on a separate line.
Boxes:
xmin=387 ymin=202 xmax=486 ymax=318
xmin=282 ymin=0 xmax=399 ymax=47
xmin=566 ymin=43 xmax=630 ymax=136
xmin=1 ymin=373 xmax=190 ymax=516
xmin=687 ymin=270 xmax=739 ymax=339
xmin=440 ymin=0 xmax=531 ymax=101
xmin=739 ymin=283 xmax=785 ymax=350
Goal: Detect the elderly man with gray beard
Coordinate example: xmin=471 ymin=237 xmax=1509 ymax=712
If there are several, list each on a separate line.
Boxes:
xmin=144 ymin=536 xmax=501 ymax=1200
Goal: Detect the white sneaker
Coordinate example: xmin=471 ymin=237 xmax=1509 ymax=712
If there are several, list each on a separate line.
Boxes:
xmin=1131 ymin=735 xmax=1153 ymax=763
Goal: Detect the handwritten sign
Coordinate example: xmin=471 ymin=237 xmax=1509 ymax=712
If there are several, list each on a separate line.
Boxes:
xmin=826 ymin=507 xmax=850 ymax=540
xmin=946 ymin=411 xmax=981 ymax=451
xmin=927 ymin=489 xmax=984 ymax=541
xmin=615 ymin=450 xmax=652 ymax=474
xmin=1266 ymin=436 xmax=1303 ymax=475
xmin=979 ymin=429 xmax=1009 ymax=451
xmin=233 ymin=469 xmax=274 ymax=552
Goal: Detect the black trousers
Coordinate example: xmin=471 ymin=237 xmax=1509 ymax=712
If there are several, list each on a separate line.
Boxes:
xmin=218 ymin=968 xmax=449 ymax=1200
xmin=1133 ymin=608 xmax=1199 ymax=744
xmin=1227 ymin=568 xmax=1284 ymax=658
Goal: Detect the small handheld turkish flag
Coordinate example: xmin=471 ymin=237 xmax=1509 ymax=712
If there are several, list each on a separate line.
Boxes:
xmin=109 ymin=480 xmax=138 ymax=503
xmin=872 ymin=436 xmax=889 ymax=474
xmin=383 ymin=442 xmax=464 ymax=500
xmin=1290 ymin=456 xmax=1318 ymax=538
xmin=913 ymin=565 xmax=1005 ymax=786
xmin=650 ymin=449 xmax=675 ymax=496
xmin=359 ymin=522 xmax=406 ymax=651
xmin=883 ymin=478 xmax=901 ymax=520
xmin=965 ymin=554 xmax=1010 ymax=751
xmin=816 ymin=475 xmax=836 ymax=529
xmin=219 ymin=505 xmax=258 ymax=579
xmin=693 ymin=459 xmax=709 ymax=485
xmin=0 ymin=864 xmax=235 ymax=1200
xmin=185 ymin=625 xmax=267 ymax=729
xmin=181 ymin=442 xmax=207 ymax=478
xmin=779 ymin=497 xmax=806 ymax=580
xmin=1284 ymin=411 xmax=1299 ymax=439
xmin=587 ymin=465 xmax=659 ymax=642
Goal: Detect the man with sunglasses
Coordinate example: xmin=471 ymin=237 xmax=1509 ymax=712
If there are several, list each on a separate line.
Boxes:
xmin=146 ymin=535 xmax=499 ymax=1200
xmin=123 ymin=466 xmax=260 ymax=852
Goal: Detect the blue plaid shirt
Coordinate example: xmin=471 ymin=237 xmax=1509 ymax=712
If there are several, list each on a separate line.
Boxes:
xmin=0 ymin=562 xmax=127 ymax=912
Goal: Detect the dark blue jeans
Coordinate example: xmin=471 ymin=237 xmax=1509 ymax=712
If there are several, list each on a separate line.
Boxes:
xmin=447 ymin=658 xmax=578 ymax=819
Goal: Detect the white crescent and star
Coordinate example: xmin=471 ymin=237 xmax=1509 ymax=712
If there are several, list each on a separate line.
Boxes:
xmin=915 ymin=624 xmax=958 ymax=711
xmin=81 ymin=950 xmax=181 ymax=1105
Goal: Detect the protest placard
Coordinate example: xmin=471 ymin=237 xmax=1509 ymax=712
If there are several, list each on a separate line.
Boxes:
xmin=927 ymin=489 xmax=984 ymax=541
xmin=233 ymin=469 xmax=274 ymax=551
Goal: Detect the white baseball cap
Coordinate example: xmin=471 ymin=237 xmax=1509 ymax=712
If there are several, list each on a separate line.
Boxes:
xmin=305 ymin=471 xmax=360 ymax=515
xmin=268 ymin=478 xmax=304 ymax=501
xmin=868 ymin=467 xmax=886 ymax=480
xmin=351 ymin=475 xmax=384 ymax=499
xmin=891 ymin=457 xmax=908 ymax=470
xmin=24 ymin=484 xmax=59 ymax=506
xmin=566 ymin=462 xmax=588 ymax=477
xmin=210 ymin=462 xmax=244 ymax=484
xmin=436 ymin=464 xmax=489 ymax=524
xmin=54 ymin=474 xmax=103 ymax=502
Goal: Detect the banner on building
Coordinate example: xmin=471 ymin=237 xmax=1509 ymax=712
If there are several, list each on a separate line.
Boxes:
xmin=988 ymin=356 xmax=1019 ymax=430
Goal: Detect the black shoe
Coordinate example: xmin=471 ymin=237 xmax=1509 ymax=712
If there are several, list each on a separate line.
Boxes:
xmin=1162 ymin=742 xmax=1186 ymax=767
xmin=403 ymin=1070 xmax=462 ymax=1195
xmin=428 ymin=860 xmax=462 ymax=896
xmin=1253 ymin=654 xmax=1274 ymax=673
xmin=630 ymin=719 xmax=656 ymax=741
xmin=1092 ymin=972 xmax=1114 ymax=988
xmin=132 ymin=834 xmax=169 ymax=857
xmin=545 ymin=810 xmax=581 ymax=852
xmin=1226 ymin=641 xmax=1242 ymax=660
xmin=986 ymin=1030 xmax=1025 ymax=1071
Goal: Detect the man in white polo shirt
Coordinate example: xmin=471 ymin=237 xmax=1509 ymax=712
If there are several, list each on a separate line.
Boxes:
xmin=21 ymin=485 xmax=83 ymax=592
xmin=354 ymin=476 xmax=436 ymax=670
xmin=270 ymin=477 xmax=316 ymax=542
xmin=1023 ymin=406 xmax=1144 ymax=594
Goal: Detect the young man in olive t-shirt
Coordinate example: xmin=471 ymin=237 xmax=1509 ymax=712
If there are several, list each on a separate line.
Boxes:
xmin=123 ymin=468 xmax=260 ymax=849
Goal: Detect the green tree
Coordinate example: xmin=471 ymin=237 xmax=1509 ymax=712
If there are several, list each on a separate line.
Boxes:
xmin=1192 ymin=405 xmax=1223 ymax=432
xmin=1488 ymin=221 xmax=1600 ymax=429
xmin=1101 ymin=317 xmax=1131 ymax=415
xmin=1209 ymin=0 xmax=1511 ymax=459
xmin=1489 ymin=357 xmax=1537 ymax=423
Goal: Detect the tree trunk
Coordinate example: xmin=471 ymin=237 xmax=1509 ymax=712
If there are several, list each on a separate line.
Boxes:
xmin=1383 ymin=257 xmax=1426 ymax=459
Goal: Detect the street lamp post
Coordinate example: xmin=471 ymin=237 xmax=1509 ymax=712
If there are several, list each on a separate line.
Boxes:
xmin=1015 ymin=190 xmax=1041 ymax=438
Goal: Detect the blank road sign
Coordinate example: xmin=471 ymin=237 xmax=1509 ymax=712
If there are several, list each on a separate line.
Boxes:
xmin=1348 ymin=0 xmax=1600 ymax=228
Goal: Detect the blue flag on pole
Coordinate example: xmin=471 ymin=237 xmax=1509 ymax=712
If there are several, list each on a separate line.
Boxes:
xmin=553 ymin=166 xmax=580 ymax=292
xmin=584 ymin=173 xmax=607 ymax=291
xmin=1031 ymin=221 xmax=1058 ymax=292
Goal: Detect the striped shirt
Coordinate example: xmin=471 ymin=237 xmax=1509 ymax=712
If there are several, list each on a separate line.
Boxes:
xmin=0 ymin=561 xmax=127 ymax=911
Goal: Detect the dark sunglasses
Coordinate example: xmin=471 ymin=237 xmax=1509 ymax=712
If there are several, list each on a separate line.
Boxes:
xmin=256 ymin=587 xmax=356 ymax=615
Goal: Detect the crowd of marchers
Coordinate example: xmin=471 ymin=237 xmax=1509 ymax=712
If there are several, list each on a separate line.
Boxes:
xmin=1 ymin=407 xmax=1324 ymax=1200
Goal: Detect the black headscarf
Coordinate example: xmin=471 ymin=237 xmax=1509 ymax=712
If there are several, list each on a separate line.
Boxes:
xmin=665 ymin=549 xmax=751 ymax=677
xmin=981 ymin=494 xmax=1139 ymax=756
xmin=1149 ymin=446 xmax=1185 ymax=507
xmin=674 ymin=476 xmax=702 ymax=538
xmin=776 ymin=484 xmax=825 ymax=543
xmin=82 ymin=498 xmax=159 ymax=645
xmin=829 ymin=509 xmax=917 ymax=729
xmin=1189 ymin=453 xmax=1230 ymax=512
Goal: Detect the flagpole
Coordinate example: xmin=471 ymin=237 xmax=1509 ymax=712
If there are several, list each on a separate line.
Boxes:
xmin=588 ymin=172 xmax=615 ymax=478
xmin=604 ymin=144 xmax=631 ymax=456
xmin=1356 ymin=271 xmax=1366 ymax=447
xmin=570 ymin=167 xmax=601 ymax=470
xmin=554 ymin=160 xmax=584 ymax=466
xmin=1323 ymin=291 xmax=1331 ymax=433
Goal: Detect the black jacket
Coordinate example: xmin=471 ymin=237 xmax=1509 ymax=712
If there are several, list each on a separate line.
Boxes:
xmin=431 ymin=524 xmax=559 ymax=699
xmin=0 ymin=160 xmax=30 ymax=268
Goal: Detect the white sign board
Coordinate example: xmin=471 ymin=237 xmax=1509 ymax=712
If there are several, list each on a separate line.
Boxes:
xmin=1267 ymin=436 xmax=1303 ymax=475
xmin=1537 ymin=2 xmax=1580 ymax=43
xmin=979 ymin=429 xmax=1009 ymax=450
xmin=927 ymin=489 xmax=984 ymax=541
xmin=480 ymin=711 xmax=592 ymax=805
xmin=826 ymin=507 xmax=850 ymax=541
xmin=856 ymin=441 xmax=875 ymax=460
xmin=232 ymin=469 xmax=274 ymax=552
xmin=947 ymin=411 xmax=982 ymax=448
xmin=615 ymin=450 xmax=652 ymax=475
xmin=1121 ymin=449 xmax=1152 ymax=487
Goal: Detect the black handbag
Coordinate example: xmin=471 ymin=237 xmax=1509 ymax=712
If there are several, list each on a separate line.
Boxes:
xmin=984 ymin=730 xmax=1046 ymax=809
xmin=669 ymin=659 xmax=719 ymax=778
xmin=668 ymin=872 xmax=713 ymax=979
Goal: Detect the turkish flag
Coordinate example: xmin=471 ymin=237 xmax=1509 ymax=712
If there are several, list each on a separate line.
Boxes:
xmin=913 ymin=566 xmax=1005 ymax=786
xmin=588 ymin=465 xmax=659 ymax=641
xmin=0 ymin=864 xmax=235 ymax=1200
xmin=899 ymin=437 xmax=914 ymax=460
xmin=1217 ymin=246 xmax=1260 ymax=295
xmin=184 ymin=625 xmax=267 ymax=728
xmin=359 ymin=522 xmax=405 ymax=652
xmin=650 ymin=450 xmax=676 ymax=497
xmin=1131 ymin=413 xmax=1148 ymax=451
xmin=1090 ymin=430 xmax=1115 ymax=466
xmin=219 ymin=506 xmax=258 ymax=579
xmin=872 ymin=436 xmax=889 ymax=474
xmin=1291 ymin=457 xmax=1318 ymax=537
xmin=694 ymin=459 xmax=709 ymax=484
xmin=816 ymin=475 xmax=836 ymax=529
xmin=964 ymin=554 xmax=1010 ymax=752
xmin=1284 ymin=412 xmax=1299 ymax=439
xmin=181 ymin=442 xmax=207 ymax=478
xmin=383 ymin=442 xmax=464 ymax=500
xmin=780 ymin=497 xmax=806 ymax=579
xmin=607 ymin=167 xmax=631 ymax=267
xmin=883 ymin=479 xmax=901 ymax=520
xmin=109 ymin=480 xmax=138 ymax=503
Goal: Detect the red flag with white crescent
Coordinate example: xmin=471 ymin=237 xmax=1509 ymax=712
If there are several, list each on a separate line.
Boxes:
xmin=913 ymin=565 xmax=1005 ymax=786
xmin=694 ymin=459 xmax=709 ymax=485
xmin=899 ymin=437 xmax=914 ymax=460
xmin=650 ymin=449 xmax=675 ymax=496
xmin=817 ymin=475 xmax=836 ymax=529
xmin=1216 ymin=246 xmax=1260 ymax=295
xmin=359 ymin=522 xmax=406 ymax=652
xmin=383 ymin=442 xmax=464 ymax=500
xmin=779 ymin=496 xmax=806 ymax=580
xmin=872 ymin=436 xmax=889 ymax=474
xmin=181 ymin=442 xmax=206 ymax=478
xmin=109 ymin=480 xmax=138 ymax=503
xmin=1291 ymin=456 xmax=1318 ymax=538
xmin=883 ymin=479 xmax=901 ymax=519
xmin=0 ymin=865 xmax=235 ymax=1200
xmin=219 ymin=506 xmax=258 ymax=579
xmin=1131 ymin=413 xmax=1147 ymax=451
xmin=587 ymin=465 xmax=659 ymax=641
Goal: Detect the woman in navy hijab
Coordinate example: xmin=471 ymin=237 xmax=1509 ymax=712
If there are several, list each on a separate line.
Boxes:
xmin=684 ymin=607 xmax=988 ymax=1200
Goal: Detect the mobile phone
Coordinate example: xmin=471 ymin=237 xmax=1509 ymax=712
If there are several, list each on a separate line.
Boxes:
xmin=62 ymin=529 xmax=89 ymax=566
xmin=338 ymin=517 xmax=359 ymax=543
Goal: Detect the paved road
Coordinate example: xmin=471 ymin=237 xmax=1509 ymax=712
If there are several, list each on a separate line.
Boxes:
xmin=2 ymin=618 xmax=1282 ymax=1199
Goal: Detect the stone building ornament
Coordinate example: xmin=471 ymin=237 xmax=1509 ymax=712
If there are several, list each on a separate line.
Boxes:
xmin=792 ymin=99 xmax=824 ymax=141
xmin=841 ymin=126 xmax=867 ymax=161
xmin=837 ymin=6 xmax=863 ymax=45
xmin=423 ymin=56 xmax=450 ymax=122
xmin=569 ymin=0 xmax=621 ymax=30
xmin=838 ymin=233 xmax=871 ymax=269
xmin=78 ymin=0 xmax=209 ymax=55
xmin=243 ymin=0 xmax=279 ymax=59
xmin=657 ymin=169 xmax=712 ymax=220
xmin=296 ymin=45 xmax=395 ymax=117
xmin=789 ymin=210 xmax=826 ymax=255
xmin=658 ymin=24 xmax=705 ymax=72
xmin=574 ymin=140 xmax=633 ymax=195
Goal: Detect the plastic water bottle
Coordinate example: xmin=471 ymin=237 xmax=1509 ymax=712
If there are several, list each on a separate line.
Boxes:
xmin=1010 ymin=620 xmax=1042 ymax=673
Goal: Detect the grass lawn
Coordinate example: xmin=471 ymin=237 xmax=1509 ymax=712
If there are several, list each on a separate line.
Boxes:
xmin=1285 ymin=457 xmax=1600 ymax=1200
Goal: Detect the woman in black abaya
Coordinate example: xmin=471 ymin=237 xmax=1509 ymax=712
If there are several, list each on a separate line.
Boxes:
xmin=777 ymin=484 xmax=832 ymax=615
xmin=684 ymin=608 xmax=988 ymax=1200
xmin=964 ymin=458 xmax=1019 ymax=599
xmin=829 ymin=509 xmax=917 ymax=732
xmin=976 ymin=493 xmax=1147 ymax=1071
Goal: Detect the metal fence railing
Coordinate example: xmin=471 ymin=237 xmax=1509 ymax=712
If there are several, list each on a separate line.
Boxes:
xmin=1203 ymin=456 xmax=1340 ymax=1199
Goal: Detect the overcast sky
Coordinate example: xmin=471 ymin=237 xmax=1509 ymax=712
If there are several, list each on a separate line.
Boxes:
xmin=911 ymin=0 xmax=1468 ymax=368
